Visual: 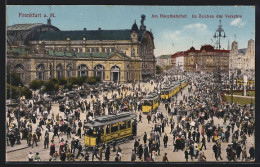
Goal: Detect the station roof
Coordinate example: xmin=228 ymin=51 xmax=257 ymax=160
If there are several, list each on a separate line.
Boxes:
xmin=7 ymin=23 xmax=44 ymax=31
xmin=31 ymin=29 xmax=146 ymax=41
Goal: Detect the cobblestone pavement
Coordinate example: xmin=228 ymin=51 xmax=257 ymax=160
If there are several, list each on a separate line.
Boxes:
xmin=6 ymin=80 xmax=254 ymax=162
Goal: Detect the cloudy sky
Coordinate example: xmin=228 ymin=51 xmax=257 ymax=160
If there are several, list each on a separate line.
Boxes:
xmin=7 ymin=5 xmax=255 ymax=57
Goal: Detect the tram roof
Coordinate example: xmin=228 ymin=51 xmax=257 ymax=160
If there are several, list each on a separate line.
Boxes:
xmin=84 ymin=112 xmax=136 ymax=127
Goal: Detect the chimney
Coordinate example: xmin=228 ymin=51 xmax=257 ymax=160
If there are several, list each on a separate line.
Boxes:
xmin=84 ymin=28 xmax=87 ymax=31
xmin=98 ymin=28 xmax=101 ymax=30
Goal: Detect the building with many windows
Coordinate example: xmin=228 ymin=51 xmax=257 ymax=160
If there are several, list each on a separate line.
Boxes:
xmin=229 ymin=39 xmax=255 ymax=80
xmin=171 ymin=45 xmax=230 ymax=73
xmin=7 ymin=15 xmax=156 ymax=85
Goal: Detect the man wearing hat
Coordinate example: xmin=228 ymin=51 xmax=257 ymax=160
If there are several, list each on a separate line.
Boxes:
xmin=163 ymin=133 xmax=168 ymax=148
xmin=249 ymin=144 xmax=255 ymax=160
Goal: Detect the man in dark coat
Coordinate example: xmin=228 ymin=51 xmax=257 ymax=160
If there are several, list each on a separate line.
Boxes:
xmin=105 ymin=145 xmax=110 ymax=161
xmin=236 ymin=143 xmax=242 ymax=160
xmin=163 ymin=133 xmax=168 ymax=148
xmin=138 ymin=144 xmax=143 ymax=160
xmin=143 ymin=132 xmax=147 ymax=144
xmin=249 ymin=145 xmax=255 ymax=160
xmin=213 ymin=143 xmax=218 ymax=160
xmin=185 ymin=148 xmax=189 ymax=161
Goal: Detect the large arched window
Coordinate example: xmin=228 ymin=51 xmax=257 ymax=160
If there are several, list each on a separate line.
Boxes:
xmin=78 ymin=64 xmax=88 ymax=77
xmin=14 ymin=64 xmax=24 ymax=81
xmin=67 ymin=63 xmax=73 ymax=78
xmin=94 ymin=64 xmax=105 ymax=80
xmin=36 ymin=64 xmax=45 ymax=80
xmin=56 ymin=64 xmax=63 ymax=79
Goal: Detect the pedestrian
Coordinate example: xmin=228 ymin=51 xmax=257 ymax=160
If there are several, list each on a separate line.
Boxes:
xmin=27 ymin=131 xmax=32 ymax=147
xmin=201 ymin=136 xmax=206 ymax=150
xmin=236 ymin=143 xmax=242 ymax=160
xmin=50 ymin=140 xmax=55 ymax=156
xmin=28 ymin=151 xmax=34 ymax=162
xmin=138 ymin=113 xmax=143 ymax=123
xmin=60 ymin=151 xmax=66 ymax=162
xmin=143 ymin=132 xmax=147 ymax=144
xmin=212 ymin=143 xmax=218 ymax=160
xmin=105 ymin=144 xmax=110 ymax=161
xmin=185 ymin=147 xmax=189 ymax=161
xmin=76 ymin=142 xmax=84 ymax=160
xmin=32 ymin=132 xmax=38 ymax=148
xmin=138 ymin=144 xmax=143 ymax=159
xmin=163 ymin=133 xmax=168 ymax=148
xmin=131 ymin=149 xmax=136 ymax=162
xmin=77 ymin=127 xmax=81 ymax=138
xmin=44 ymin=132 xmax=49 ymax=149
xmin=162 ymin=153 xmax=169 ymax=162
xmin=92 ymin=145 xmax=100 ymax=161
xmin=99 ymin=145 xmax=103 ymax=161
xmin=134 ymin=139 xmax=139 ymax=154
xmin=249 ymin=145 xmax=255 ymax=160
xmin=242 ymin=146 xmax=247 ymax=161
xmin=34 ymin=152 xmax=41 ymax=161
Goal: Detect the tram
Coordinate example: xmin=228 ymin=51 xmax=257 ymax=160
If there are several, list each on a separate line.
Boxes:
xmin=84 ymin=112 xmax=137 ymax=147
xmin=141 ymin=92 xmax=160 ymax=113
xmin=236 ymin=79 xmax=255 ymax=86
xmin=161 ymin=79 xmax=189 ymax=100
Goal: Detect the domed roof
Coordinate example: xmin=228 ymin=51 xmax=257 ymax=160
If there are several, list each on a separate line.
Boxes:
xmin=131 ymin=20 xmax=139 ymax=32
xmin=200 ymin=45 xmax=214 ymax=52
xmin=189 ymin=46 xmax=196 ymax=52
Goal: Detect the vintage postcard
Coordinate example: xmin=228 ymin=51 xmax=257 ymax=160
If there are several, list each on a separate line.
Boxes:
xmin=6 ymin=5 xmax=255 ymax=163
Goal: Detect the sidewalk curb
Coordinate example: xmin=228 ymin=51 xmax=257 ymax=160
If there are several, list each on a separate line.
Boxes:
xmin=6 ymin=146 xmax=29 ymax=153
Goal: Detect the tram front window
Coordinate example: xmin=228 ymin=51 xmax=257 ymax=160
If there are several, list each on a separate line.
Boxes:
xmin=143 ymin=100 xmax=152 ymax=105
xmin=86 ymin=128 xmax=93 ymax=135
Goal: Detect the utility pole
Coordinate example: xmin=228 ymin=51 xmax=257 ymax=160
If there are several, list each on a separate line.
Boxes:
xmin=17 ymin=84 xmax=21 ymax=144
xmin=231 ymin=73 xmax=233 ymax=104
xmin=10 ymin=69 xmax=12 ymax=99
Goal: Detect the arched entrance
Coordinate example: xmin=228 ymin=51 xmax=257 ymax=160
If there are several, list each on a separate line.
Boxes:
xmin=94 ymin=64 xmax=105 ymax=80
xmin=56 ymin=64 xmax=63 ymax=79
xmin=67 ymin=63 xmax=73 ymax=78
xmin=14 ymin=64 xmax=24 ymax=81
xmin=36 ymin=64 xmax=45 ymax=80
xmin=78 ymin=64 xmax=88 ymax=77
xmin=111 ymin=65 xmax=120 ymax=82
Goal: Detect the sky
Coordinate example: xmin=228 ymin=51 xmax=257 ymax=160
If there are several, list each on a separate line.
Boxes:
xmin=6 ymin=5 xmax=255 ymax=57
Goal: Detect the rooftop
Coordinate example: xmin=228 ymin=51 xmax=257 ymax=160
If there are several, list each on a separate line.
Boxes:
xmin=7 ymin=23 xmax=44 ymax=31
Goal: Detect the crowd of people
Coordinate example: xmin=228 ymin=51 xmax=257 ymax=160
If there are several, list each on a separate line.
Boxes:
xmin=6 ymin=72 xmax=255 ymax=162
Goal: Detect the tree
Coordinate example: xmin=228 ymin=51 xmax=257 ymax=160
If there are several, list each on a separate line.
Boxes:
xmin=165 ymin=65 xmax=171 ymax=70
xmin=43 ymin=80 xmax=58 ymax=92
xmin=21 ymin=86 xmax=32 ymax=99
xmin=156 ymin=65 xmax=163 ymax=74
xmin=29 ymin=79 xmax=44 ymax=91
xmin=7 ymin=68 xmax=23 ymax=86
xmin=59 ymin=78 xmax=67 ymax=85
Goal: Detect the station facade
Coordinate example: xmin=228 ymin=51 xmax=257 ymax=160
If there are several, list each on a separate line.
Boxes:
xmin=7 ymin=15 xmax=156 ymax=85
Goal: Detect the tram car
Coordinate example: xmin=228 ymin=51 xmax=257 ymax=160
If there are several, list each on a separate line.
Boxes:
xmin=141 ymin=92 xmax=160 ymax=113
xmin=84 ymin=112 xmax=137 ymax=147
xmin=236 ymin=79 xmax=255 ymax=86
xmin=161 ymin=79 xmax=189 ymax=101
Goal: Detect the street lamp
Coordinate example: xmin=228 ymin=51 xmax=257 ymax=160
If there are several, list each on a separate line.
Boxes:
xmin=17 ymin=84 xmax=21 ymax=144
xmin=10 ymin=69 xmax=12 ymax=100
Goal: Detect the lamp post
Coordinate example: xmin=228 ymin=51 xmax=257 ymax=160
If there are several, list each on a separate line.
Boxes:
xmin=17 ymin=84 xmax=21 ymax=144
xmin=231 ymin=73 xmax=234 ymax=104
xmin=10 ymin=69 xmax=12 ymax=100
